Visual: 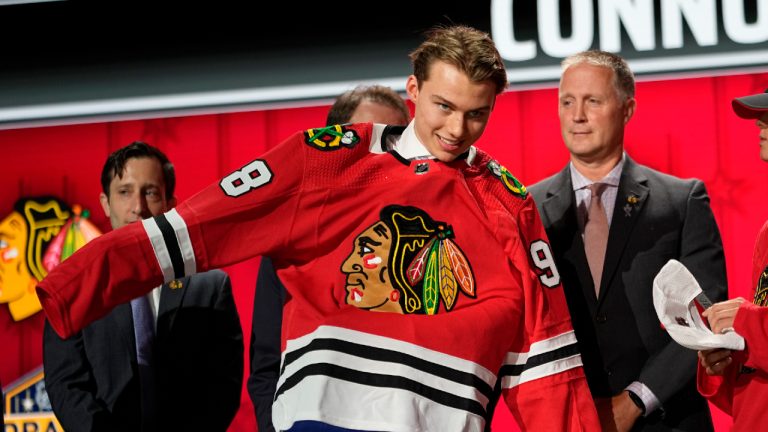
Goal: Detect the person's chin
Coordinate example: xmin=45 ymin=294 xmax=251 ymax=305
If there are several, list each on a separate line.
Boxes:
xmin=436 ymin=145 xmax=467 ymax=162
xmin=567 ymin=139 xmax=596 ymax=153
xmin=569 ymin=134 xmax=593 ymax=145
xmin=434 ymin=152 xmax=459 ymax=162
xmin=115 ymin=221 xmax=136 ymax=229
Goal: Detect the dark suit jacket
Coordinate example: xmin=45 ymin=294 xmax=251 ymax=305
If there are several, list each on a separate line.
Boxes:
xmin=528 ymin=156 xmax=727 ymax=431
xmin=247 ymin=257 xmax=285 ymax=432
xmin=43 ymin=269 xmax=244 ymax=432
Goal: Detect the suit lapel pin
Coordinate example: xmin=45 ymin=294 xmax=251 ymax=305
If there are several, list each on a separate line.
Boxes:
xmin=624 ymin=195 xmax=640 ymax=217
xmin=169 ymin=279 xmax=183 ymax=290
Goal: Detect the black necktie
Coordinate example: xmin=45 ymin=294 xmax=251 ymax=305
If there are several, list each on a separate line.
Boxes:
xmin=131 ymin=295 xmax=157 ymax=429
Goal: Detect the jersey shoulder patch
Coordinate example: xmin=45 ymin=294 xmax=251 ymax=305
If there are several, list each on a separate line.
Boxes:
xmin=304 ymin=124 xmax=360 ymax=151
xmin=487 ymin=160 xmax=528 ymax=199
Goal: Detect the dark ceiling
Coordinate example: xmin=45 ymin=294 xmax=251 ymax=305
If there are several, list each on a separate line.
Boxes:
xmin=0 ymin=1 xmax=498 ymax=127
xmin=0 ymin=1 xmax=763 ymax=128
xmin=0 ymin=1 xmax=493 ymax=71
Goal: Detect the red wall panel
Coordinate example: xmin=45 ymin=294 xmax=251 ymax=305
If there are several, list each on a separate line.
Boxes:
xmin=3 ymin=71 xmax=768 ymax=431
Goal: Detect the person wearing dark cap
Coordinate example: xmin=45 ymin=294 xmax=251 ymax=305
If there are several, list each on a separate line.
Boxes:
xmin=698 ymin=88 xmax=768 ymax=431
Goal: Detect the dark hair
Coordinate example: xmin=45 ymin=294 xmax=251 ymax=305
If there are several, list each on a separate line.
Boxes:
xmin=409 ymin=25 xmax=508 ymax=95
xmin=326 ymin=84 xmax=410 ymax=126
xmin=100 ymin=141 xmax=175 ymax=198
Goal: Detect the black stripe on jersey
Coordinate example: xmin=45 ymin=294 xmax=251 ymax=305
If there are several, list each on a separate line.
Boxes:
xmin=277 ymin=338 xmax=493 ymax=416
xmin=154 ymin=214 xmax=184 ymax=278
xmin=388 ymin=149 xmax=411 ymax=165
xmin=277 ymin=362 xmax=487 ymax=418
xmin=281 ymin=337 xmax=494 ymax=400
xmin=498 ymin=341 xmax=580 ymax=379
xmin=380 ymin=125 xmax=406 ymax=152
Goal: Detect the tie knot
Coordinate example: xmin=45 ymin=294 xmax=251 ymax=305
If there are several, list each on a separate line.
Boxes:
xmin=588 ymin=182 xmax=608 ymax=198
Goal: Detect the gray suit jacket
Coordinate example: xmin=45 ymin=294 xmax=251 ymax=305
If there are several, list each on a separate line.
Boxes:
xmin=528 ymin=156 xmax=727 ymax=431
xmin=43 ymin=269 xmax=243 ymax=432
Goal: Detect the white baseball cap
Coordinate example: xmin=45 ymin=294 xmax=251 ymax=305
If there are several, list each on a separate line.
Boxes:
xmin=653 ymin=259 xmax=744 ymax=351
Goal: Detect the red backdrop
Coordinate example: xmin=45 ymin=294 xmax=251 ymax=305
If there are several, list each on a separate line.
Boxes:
xmin=3 ymin=71 xmax=768 ymax=431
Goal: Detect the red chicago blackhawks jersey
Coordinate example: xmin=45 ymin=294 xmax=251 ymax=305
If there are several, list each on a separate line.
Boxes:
xmin=38 ymin=123 xmax=598 ymax=431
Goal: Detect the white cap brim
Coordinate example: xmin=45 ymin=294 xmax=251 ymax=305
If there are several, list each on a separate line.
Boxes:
xmin=653 ymin=259 xmax=744 ymax=351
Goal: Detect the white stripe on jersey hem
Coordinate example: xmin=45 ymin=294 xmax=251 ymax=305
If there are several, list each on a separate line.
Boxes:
xmin=276 ymin=325 xmax=493 ymax=432
xmin=272 ymin=375 xmax=486 ymax=432
xmin=283 ymin=325 xmax=496 ymax=385
xmin=164 ymin=209 xmax=196 ymax=276
xmin=141 ymin=217 xmax=174 ymax=282
xmin=278 ymin=348 xmax=489 ymax=406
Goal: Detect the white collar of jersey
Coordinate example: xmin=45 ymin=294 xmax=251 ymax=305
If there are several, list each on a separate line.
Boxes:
xmin=370 ymin=121 xmax=476 ymax=165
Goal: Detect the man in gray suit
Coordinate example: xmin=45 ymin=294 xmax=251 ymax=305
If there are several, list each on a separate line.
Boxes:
xmin=528 ymin=50 xmax=727 ymax=431
xmin=43 ymin=141 xmax=243 ymax=431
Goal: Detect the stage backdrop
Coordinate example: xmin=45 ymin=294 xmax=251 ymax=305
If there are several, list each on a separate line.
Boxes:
xmin=3 ymin=71 xmax=768 ymax=431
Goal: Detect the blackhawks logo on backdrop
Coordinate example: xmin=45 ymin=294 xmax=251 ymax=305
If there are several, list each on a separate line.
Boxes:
xmin=0 ymin=197 xmax=101 ymax=321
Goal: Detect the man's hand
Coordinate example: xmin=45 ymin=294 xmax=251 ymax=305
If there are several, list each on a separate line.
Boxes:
xmin=595 ymin=391 xmax=642 ymax=432
xmin=702 ymin=297 xmax=745 ymax=334
xmin=698 ymin=348 xmax=733 ymax=376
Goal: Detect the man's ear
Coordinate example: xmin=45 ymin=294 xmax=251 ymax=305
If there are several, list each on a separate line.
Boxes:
xmin=99 ymin=192 xmax=110 ymax=218
xmin=405 ymin=75 xmax=419 ymax=103
xmin=167 ymin=196 xmax=177 ymax=209
xmin=624 ymin=98 xmax=637 ymax=125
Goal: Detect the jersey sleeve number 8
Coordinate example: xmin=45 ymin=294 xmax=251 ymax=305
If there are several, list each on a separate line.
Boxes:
xmin=220 ymin=160 xmax=273 ymax=197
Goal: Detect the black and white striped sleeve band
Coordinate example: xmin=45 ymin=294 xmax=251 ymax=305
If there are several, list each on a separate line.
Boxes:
xmin=499 ymin=330 xmax=583 ymax=389
xmin=141 ymin=209 xmax=197 ymax=282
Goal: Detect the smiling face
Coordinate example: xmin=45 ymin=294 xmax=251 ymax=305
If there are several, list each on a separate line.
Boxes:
xmin=340 ymin=221 xmax=403 ymax=313
xmin=558 ymin=63 xmax=635 ymax=167
xmin=0 ymin=212 xmax=29 ymax=303
xmin=406 ymin=61 xmax=496 ymax=162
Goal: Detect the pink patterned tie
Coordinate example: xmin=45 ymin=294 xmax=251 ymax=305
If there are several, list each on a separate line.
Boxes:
xmin=584 ymin=183 xmax=609 ymax=294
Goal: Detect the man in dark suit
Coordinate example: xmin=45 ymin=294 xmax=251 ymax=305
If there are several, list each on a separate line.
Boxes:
xmin=528 ymin=50 xmax=727 ymax=431
xmin=43 ymin=141 xmax=244 ymax=431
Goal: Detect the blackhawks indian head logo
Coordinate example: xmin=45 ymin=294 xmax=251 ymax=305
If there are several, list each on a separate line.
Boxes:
xmin=0 ymin=197 xmax=69 ymax=321
xmin=0 ymin=197 xmax=101 ymax=321
xmin=340 ymin=205 xmax=476 ymax=315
